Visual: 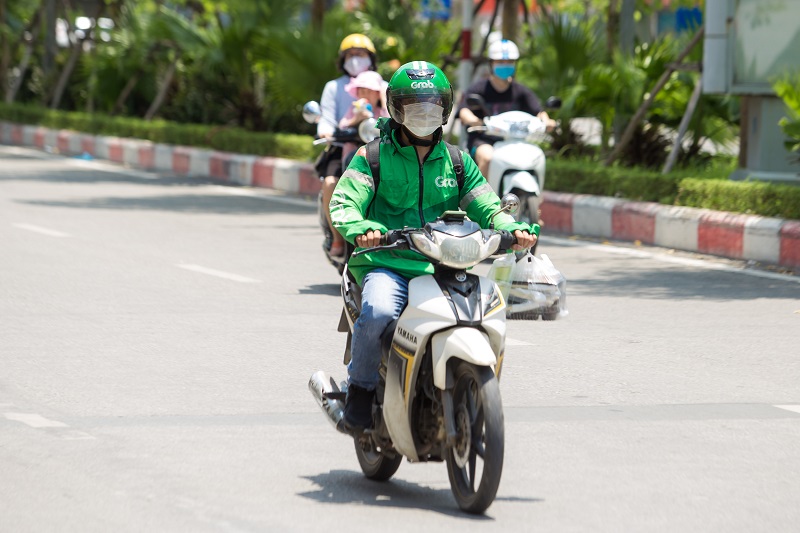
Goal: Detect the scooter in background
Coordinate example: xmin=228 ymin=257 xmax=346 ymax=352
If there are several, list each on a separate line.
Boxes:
xmin=465 ymin=94 xmax=561 ymax=231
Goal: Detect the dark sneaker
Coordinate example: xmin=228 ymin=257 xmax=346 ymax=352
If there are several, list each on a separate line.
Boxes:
xmin=343 ymin=384 xmax=375 ymax=430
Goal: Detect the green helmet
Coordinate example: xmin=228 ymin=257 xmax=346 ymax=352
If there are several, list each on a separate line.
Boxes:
xmin=386 ymin=61 xmax=454 ymax=130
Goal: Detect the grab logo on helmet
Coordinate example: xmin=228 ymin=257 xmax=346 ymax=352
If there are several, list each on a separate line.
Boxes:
xmin=411 ymin=81 xmax=435 ymax=89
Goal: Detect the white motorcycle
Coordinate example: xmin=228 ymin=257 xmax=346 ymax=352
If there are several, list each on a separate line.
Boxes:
xmin=309 ymin=197 xmax=521 ymax=514
xmin=466 ymin=95 xmax=561 ymax=230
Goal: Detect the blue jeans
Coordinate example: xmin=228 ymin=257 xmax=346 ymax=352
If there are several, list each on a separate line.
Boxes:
xmin=348 ymin=268 xmax=409 ymax=390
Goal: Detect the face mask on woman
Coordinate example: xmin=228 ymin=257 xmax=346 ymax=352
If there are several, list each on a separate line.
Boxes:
xmin=403 ymin=102 xmax=444 ymax=137
xmin=492 ymin=64 xmax=516 ymax=79
xmin=344 ymin=56 xmax=371 ymax=77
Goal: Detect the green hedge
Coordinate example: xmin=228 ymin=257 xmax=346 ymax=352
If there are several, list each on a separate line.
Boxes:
xmin=677 ymin=178 xmax=800 ymax=220
xmin=0 ymin=103 xmax=317 ymax=161
xmin=547 ymin=159 xmax=681 ymax=204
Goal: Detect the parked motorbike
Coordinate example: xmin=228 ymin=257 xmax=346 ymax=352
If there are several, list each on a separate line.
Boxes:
xmin=309 ymin=196 xmax=521 ymax=514
xmin=302 ymin=100 xmax=379 ymax=274
xmin=465 ymin=94 xmax=561 ymax=231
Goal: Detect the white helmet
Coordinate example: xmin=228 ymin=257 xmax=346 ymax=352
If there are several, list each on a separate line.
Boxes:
xmin=488 ymin=39 xmax=520 ymax=61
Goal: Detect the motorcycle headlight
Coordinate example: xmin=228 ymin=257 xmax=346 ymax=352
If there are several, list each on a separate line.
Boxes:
xmin=420 ymin=231 xmax=501 ymax=269
xmin=410 ymin=232 xmax=442 ymax=262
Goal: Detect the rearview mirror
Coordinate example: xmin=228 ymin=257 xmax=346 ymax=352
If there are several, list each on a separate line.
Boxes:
xmin=302 ymin=101 xmax=321 ymax=124
xmin=545 ymin=96 xmax=562 ymax=110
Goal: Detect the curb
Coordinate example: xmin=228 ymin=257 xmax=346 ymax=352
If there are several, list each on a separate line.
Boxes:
xmin=540 ymin=193 xmax=798 ymax=267
xmin=2 ymin=121 xmax=798 ymax=269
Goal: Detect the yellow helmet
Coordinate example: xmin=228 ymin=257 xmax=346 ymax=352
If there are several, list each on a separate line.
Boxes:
xmin=339 ymin=33 xmax=376 ymax=54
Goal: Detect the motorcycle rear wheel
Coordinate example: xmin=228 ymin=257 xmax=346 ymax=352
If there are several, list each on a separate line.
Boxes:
xmin=354 ymin=437 xmax=402 ymax=481
xmin=445 ymin=361 xmax=504 ymax=514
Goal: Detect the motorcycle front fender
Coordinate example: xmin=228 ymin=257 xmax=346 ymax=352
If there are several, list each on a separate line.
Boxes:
xmin=431 ymin=328 xmax=498 ymax=390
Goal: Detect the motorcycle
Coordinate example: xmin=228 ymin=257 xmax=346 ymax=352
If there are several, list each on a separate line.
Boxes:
xmin=465 ymin=94 xmax=561 ymax=232
xmin=302 ymin=100 xmax=379 ymax=274
xmin=309 ymin=195 xmax=522 ymax=514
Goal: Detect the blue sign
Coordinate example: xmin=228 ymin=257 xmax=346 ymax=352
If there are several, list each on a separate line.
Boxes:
xmin=422 ymin=0 xmax=451 ymax=21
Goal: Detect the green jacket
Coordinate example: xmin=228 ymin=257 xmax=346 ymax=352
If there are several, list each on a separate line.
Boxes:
xmin=331 ymin=118 xmax=540 ymax=285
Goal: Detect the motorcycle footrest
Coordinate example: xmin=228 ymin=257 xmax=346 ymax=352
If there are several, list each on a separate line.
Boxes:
xmin=323 ymin=391 xmax=346 ymax=401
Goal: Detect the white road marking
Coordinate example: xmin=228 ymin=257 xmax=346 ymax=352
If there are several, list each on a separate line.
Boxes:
xmin=774 ymin=405 xmax=800 ymax=415
xmin=506 ymin=337 xmax=533 ymax=346
xmin=177 ymin=263 xmax=262 ymax=283
xmin=12 ymin=223 xmax=70 ymax=237
xmin=541 ymin=236 xmax=800 ymax=284
xmin=4 ymin=413 xmax=68 ymax=428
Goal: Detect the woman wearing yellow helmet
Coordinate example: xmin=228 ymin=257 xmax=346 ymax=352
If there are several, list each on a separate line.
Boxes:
xmin=319 ymin=33 xmax=380 ymax=259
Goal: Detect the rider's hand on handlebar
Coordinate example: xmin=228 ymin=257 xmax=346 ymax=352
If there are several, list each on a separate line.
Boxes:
xmin=512 ymin=230 xmax=537 ymax=251
xmin=356 ymin=229 xmax=383 ymax=249
xmin=537 ymin=111 xmax=557 ymax=133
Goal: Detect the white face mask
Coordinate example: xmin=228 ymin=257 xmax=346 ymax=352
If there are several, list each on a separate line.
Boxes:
xmin=403 ymin=102 xmax=444 ymax=137
xmin=344 ymin=56 xmax=371 ymax=76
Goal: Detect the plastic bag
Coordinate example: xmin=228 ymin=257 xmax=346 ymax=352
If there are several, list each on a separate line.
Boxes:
xmin=487 ymin=252 xmax=516 ymax=301
xmin=490 ymin=251 xmax=568 ymax=320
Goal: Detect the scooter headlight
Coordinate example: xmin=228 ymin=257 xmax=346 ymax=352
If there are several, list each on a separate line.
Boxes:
xmin=421 ymin=230 xmax=501 ymax=269
xmin=410 ymin=232 xmax=442 ymax=262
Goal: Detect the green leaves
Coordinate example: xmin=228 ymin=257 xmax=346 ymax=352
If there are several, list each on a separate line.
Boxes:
xmin=772 ymin=72 xmax=800 ymax=162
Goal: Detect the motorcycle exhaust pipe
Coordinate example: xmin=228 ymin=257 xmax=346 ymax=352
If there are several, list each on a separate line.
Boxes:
xmin=308 ymin=370 xmax=348 ymax=434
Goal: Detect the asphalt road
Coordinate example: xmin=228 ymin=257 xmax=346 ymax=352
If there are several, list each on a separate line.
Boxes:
xmin=1 ymin=145 xmax=799 ymax=532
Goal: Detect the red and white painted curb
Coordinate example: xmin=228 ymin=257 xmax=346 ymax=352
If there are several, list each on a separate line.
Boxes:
xmin=1 ymin=122 xmax=321 ymax=197
xmin=2 ymin=121 xmax=798 ymax=268
xmin=541 ymin=192 xmax=800 ymax=268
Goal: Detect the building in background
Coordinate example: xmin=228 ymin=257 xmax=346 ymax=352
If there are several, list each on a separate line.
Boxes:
xmin=704 ymin=0 xmax=800 ymax=183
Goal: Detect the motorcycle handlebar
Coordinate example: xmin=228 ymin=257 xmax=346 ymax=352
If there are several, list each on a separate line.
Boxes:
xmin=497 ymin=229 xmax=517 ymax=250
xmin=313 ymin=127 xmax=362 ymax=145
xmin=378 ymin=228 xmax=518 ymax=249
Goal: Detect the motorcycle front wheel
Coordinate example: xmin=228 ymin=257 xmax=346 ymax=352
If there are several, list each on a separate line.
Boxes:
xmin=445 ymin=361 xmax=504 ymax=514
xmin=354 ymin=436 xmax=402 ymax=481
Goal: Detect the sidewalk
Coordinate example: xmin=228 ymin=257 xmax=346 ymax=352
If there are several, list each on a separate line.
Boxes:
xmin=2 ymin=121 xmax=798 ymax=269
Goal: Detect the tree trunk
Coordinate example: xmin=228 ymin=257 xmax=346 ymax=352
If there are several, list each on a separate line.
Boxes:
xmin=43 ymin=0 xmax=57 ymax=76
xmin=49 ymin=3 xmax=104 ymax=109
xmin=6 ymin=6 xmax=43 ymax=103
xmin=144 ymin=55 xmax=178 ymax=121
xmin=111 ymin=44 xmax=159 ymax=115
xmin=606 ymin=0 xmax=619 ymax=58
xmin=7 ymin=28 xmax=40 ymax=103
xmin=50 ymin=37 xmax=85 ymax=109
xmin=604 ymin=27 xmax=705 ymax=166
xmin=0 ymin=0 xmax=8 ymax=101
xmin=662 ymin=78 xmax=703 ymax=174
xmin=311 ymin=0 xmax=325 ymax=33
xmin=502 ymin=0 xmax=519 ymax=42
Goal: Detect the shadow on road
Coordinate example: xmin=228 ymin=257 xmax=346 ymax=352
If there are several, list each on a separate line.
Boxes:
xmin=299 ymin=470 xmax=539 ymax=518
xmin=569 ymin=264 xmax=800 ymax=301
xmin=539 ymin=240 xmax=799 ymax=301
xmin=18 ymin=193 xmax=315 ymax=215
xmin=298 ymin=283 xmax=340 ymax=297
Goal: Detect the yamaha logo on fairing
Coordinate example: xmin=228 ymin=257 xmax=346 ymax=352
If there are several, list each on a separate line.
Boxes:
xmin=436 ymin=176 xmax=458 ymax=188
xmin=397 ymin=327 xmax=418 ymax=345
xmin=410 ymin=81 xmax=435 ymax=89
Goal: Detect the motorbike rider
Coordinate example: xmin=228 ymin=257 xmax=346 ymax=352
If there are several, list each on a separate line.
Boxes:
xmin=457 ymin=38 xmax=555 ymax=178
xmin=319 ymin=33 xmax=379 ymax=259
xmin=330 ymin=60 xmax=539 ymax=431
